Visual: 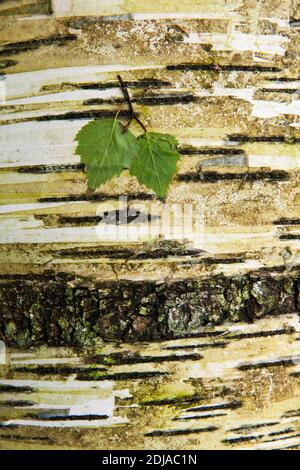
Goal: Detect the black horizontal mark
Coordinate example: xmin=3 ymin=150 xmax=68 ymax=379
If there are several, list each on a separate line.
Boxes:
xmin=201 ymin=257 xmax=244 ymax=264
xmin=52 ymin=245 xmax=234 ymax=261
xmin=0 ymin=273 xmax=72 ymax=282
xmin=228 ymin=134 xmax=300 ymax=144
xmin=92 ymin=352 xmax=202 ymax=366
xmin=0 ymin=35 xmax=77 ymax=56
xmin=176 ymin=258 xmax=245 ymax=268
xmin=162 ymin=341 xmax=228 ymax=351
xmin=174 ymin=412 xmax=227 ymax=420
xmin=290 ymin=19 xmax=300 ymax=27
xmin=84 ymin=94 xmax=196 ymax=106
xmin=290 ymin=373 xmax=300 ymax=379
xmin=279 ymin=444 xmax=300 ymax=450
xmin=79 ymin=78 xmax=171 ymax=90
xmin=267 ymin=77 xmax=300 ymax=82
xmin=282 ymin=409 xmax=300 ymax=418
xmin=260 ymin=88 xmax=299 ymax=94
xmin=41 ymin=78 xmax=171 ymax=92
xmin=238 ymin=358 xmax=298 ymax=371
xmin=52 ymin=247 xmax=133 ymax=259
xmin=18 ymin=164 xmax=84 ymax=174
xmin=177 ymin=170 xmax=289 ymax=182
xmin=229 ymin=329 xmax=293 ymax=341
xmin=53 ymin=247 xmax=134 ymax=259
xmin=35 ymin=109 xmax=132 ymax=122
xmin=0 ymin=110 xmax=134 ymax=126
xmin=178 ymin=331 xmax=228 ymax=339
xmin=12 ymin=365 xmax=107 ymax=375
xmin=0 ymin=400 xmax=36 ymax=408
xmin=141 ymin=395 xmax=202 ymax=407
xmin=273 ymin=218 xmax=300 ymax=226
xmin=0 ymin=59 xmax=17 ymax=69
xmin=252 ymin=266 xmax=286 ymax=274
xmin=27 ymin=413 xmax=109 ymax=421
xmin=167 ymin=64 xmax=281 ymax=73
xmin=162 ymin=341 xmax=227 ymax=351
xmin=77 ymin=371 xmax=169 ymax=381
xmin=180 ymin=147 xmax=245 ymax=156
xmin=264 ymin=432 xmax=300 ymax=443
xmin=223 ymin=434 xmax=264 ymax=444
xmin=39 ymin=192 xmax=154 ymax=203
xmin=51 ymin=246 xmax=205 ymax=260
xmin=185 ymin=401 xmax=242 ymax=413
xmin=0 ymin=384 xmax=34 ymax=393
xmin=268 ymin=428 xmax=296 ymax=437
xmin=279 ymin=234 xmax=300 ymax=240
xmin=145 ymin=426 xmax=218 ymax=437
xmin=230 ymin=421 xmax=279 ymax=433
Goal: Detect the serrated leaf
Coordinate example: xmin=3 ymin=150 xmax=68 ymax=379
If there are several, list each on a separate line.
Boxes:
xmin=130 ymin=132 xmax=181 ymax=197
xmin=75 ymin=119 xmax=139 ymax=190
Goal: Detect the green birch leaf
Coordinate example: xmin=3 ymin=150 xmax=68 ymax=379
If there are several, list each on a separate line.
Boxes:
xmin=153 ymin=133 xmax=179 ymax=149
xmin=75 ymin=119 xmax=139 ymax=190
xmin=130 ymin=132 xmax=181 ymax=198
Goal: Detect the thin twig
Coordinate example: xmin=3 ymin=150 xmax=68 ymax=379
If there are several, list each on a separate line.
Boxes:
xmin=117 ymin=74 xmax=134 ymax=126
xmin=133 ymin=114 xmax=147 ymax=133
xmin=117 ymin=74 xmax=147 ymax=133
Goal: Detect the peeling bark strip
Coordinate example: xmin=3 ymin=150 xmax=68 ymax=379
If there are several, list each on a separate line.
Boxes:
xmin=0 ymin=274 xmax=299 ymax=347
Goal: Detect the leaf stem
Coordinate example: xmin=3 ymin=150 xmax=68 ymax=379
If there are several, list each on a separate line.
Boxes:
xmin=117 ymin=74 xmax=147 ymax=133
xmin=133 ymin=115 xmax=147 ymax=133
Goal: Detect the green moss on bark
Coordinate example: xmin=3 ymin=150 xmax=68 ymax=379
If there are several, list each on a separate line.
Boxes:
xmin=0 ymin=274 xmax=299 ymax=347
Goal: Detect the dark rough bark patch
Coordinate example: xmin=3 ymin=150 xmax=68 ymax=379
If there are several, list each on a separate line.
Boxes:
xmin=0 ymin=274 xmax=299 ymax=348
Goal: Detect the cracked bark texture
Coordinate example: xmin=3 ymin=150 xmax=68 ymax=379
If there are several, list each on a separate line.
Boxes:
xmin=0 ymin=274 xmax=299 ymax=347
